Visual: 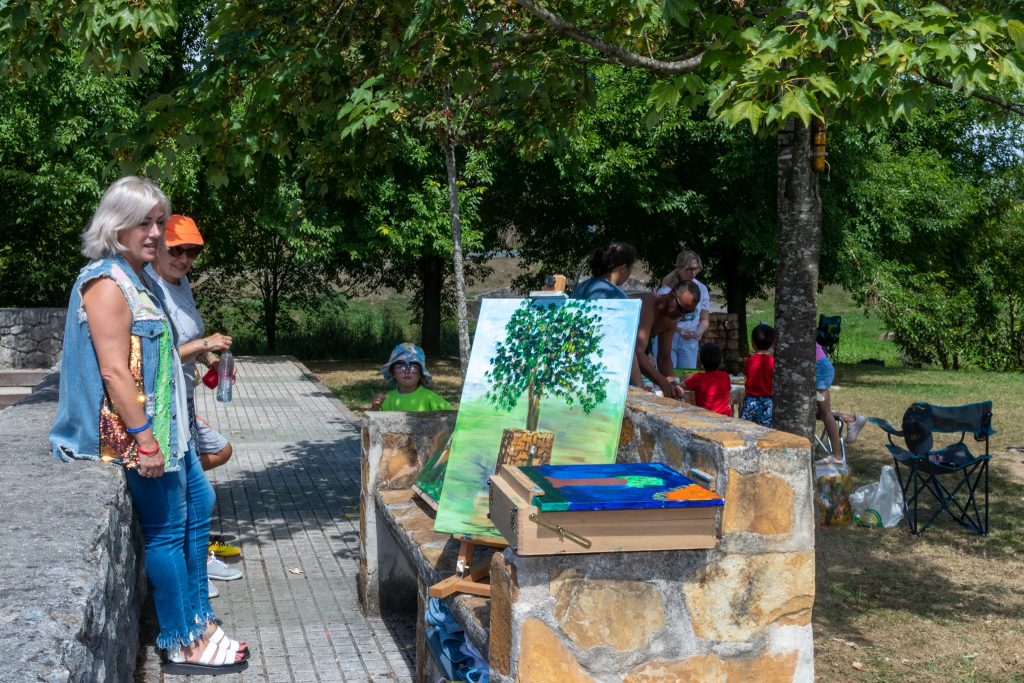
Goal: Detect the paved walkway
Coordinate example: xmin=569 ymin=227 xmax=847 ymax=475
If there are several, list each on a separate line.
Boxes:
xmin=141 ymin=357 xmax=415 ymax=682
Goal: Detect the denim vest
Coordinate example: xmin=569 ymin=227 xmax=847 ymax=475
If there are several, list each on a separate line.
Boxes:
xmin=49 ymin=256 xmax=184 ymax=472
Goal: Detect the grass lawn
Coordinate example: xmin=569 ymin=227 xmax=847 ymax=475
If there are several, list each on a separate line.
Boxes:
xmin=310 ymin=285 xmax=1024 ymax=682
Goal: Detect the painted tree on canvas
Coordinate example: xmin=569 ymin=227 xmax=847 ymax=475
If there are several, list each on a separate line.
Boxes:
xmin=486 ymin=300 xmax=608 ymax=432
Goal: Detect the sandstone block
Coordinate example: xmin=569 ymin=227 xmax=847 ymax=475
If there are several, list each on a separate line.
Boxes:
xmin=380 ymin=434 xmax=419 ymax=487
xmin=722 ymin=471 xmax=793 ymax=536
xmin=489 ymin=552 xmax=517 ymax=675
xmin=626 ymin=652 xmax=801 ymax=682
xmin=683 ymin=552 xmax=814 ymax=641
xmin=551 ymin=568 xmax=665 ymax=651
xmin=517 ymin=618 xmax=596 ymax=683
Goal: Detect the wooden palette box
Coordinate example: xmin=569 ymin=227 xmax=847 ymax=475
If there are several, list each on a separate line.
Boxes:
xmin=487 ymin=462 xmax=724 ymax=555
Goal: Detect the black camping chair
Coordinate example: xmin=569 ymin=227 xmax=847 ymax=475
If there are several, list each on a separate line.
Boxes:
xmin=816 ymin=314 xmax=842 ymax=362
xmin=868 ymin=401 xmax=995 ymax=535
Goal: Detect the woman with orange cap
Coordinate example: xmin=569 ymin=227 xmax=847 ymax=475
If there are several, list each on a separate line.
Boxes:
xmin=145 ymin=215 xmax=245 ymax=598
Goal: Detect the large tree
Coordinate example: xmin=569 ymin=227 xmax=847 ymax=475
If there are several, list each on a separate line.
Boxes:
xmin=500 ymin=0 xmax=1024 ymax=440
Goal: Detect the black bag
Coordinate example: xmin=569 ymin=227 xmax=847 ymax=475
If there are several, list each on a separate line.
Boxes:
xmin=902 ymin=403 xmax=934 ymax=455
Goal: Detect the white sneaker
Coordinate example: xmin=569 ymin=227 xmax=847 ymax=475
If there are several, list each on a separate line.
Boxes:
xmin=208 ymin=553 xmax=243 ymax=581
xmin=846 ymin=415 xmax=867 ymax=443
xmin=208 ymin=580 xmax=220 ymax=598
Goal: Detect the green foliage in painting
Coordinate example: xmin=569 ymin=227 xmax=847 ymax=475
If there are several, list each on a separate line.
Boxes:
xmin=485 ymin=300 xmax=608 ymax=432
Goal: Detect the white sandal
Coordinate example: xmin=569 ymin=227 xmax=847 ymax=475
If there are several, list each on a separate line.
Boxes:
xmin=163 ymin=638 xmax=248 ymax=676
xmin=209 ymin=625 xmax=249 ymax=657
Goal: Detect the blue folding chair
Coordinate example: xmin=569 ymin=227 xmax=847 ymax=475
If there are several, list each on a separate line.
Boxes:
xmin=868 ymin=401 xmax=994 ymax=535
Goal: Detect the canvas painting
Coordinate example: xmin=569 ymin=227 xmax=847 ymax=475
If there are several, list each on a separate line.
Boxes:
xmin=517 ymin=463 xmax=725 ymax=512
xmin=434 ymin=297 xmax=641 ymax=539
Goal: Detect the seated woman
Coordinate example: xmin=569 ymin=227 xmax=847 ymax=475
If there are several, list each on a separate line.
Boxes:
xmin=571 ymin=242 xmax=636 ymax=300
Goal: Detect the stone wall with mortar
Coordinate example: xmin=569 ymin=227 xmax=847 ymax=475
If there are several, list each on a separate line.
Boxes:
xmin=359 ymin=410 xmax=456 ymax=617
xmin=0 ymin=374 xmax=146 ymax=681
xmin=703 ymin=312 xmax=742 ymax=373
xmin=0 ymin=308 xmax=66 ymax=369
xmin=487 ymin=388 xmax=815 ymax=682
xmin=361 ymin=390 xmax=815 ymax=682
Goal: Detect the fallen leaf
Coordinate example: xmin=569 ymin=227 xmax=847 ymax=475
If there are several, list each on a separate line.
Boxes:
xmin=852 ymin=661 xmax=865 ymax=671
xmin=287 ymin=567 xmax=304 ymax=575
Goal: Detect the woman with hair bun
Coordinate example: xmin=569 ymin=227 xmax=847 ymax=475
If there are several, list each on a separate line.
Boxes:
xmin=571 ymin=242 xmax=637 ymax=300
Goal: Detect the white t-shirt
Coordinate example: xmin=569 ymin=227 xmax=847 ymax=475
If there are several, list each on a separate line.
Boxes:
xmin=144 ymin=265 xmax=204 ymax=395
xmin=656 ymin=278 xmax=710 ymax=335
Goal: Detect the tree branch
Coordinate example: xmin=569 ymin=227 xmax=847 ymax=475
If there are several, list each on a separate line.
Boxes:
xmin=924 ymin=74 xmax=1024 ymax=117
xmin=514 ymin=0 xmax=703 ymax=75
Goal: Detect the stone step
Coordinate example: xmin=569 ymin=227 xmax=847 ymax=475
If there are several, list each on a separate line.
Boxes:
xmin=0 ymin=369 xmax=52 ymax=387
xmin=0 ymin=387 xmax=32 ymax=410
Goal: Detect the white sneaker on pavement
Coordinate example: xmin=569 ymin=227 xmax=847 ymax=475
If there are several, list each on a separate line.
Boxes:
xmin=208 ymin=552 xmax=243 ymax=581
xmin=846 ymin=414 xmax=867 ymax=443
xmin=208 ymin=580 xmax=220 ymax=598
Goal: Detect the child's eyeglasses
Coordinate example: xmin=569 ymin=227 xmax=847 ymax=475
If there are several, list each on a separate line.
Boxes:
xmin=166 ymin=245 xmax=204 ymax=259
xmin=392 ymin=361 xmax=422 ymax=373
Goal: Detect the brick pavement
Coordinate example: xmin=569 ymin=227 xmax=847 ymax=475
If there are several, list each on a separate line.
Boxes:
xmin=140 ymin=356 xmax=415 ymax=682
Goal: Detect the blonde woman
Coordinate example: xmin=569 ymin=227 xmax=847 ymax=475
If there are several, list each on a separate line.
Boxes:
xmin=49 ymin=177 xmax=248 ymax=676
xmin=655 ymin=250 xmax=710 ymax=369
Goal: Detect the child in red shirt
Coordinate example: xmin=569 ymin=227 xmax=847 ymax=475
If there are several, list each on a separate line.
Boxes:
xmin=740 ymin=323 xmax=775 ymax=427
xmin=684 ymin=342 xmax=733 ymax=416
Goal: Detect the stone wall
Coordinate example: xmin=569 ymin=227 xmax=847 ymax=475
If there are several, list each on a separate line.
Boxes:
xmin=361 ymin=390 xmax=816 ymax=682
xmin=359 ymin=410 xmax=456 ymax=617
xmin=0 ymin=308 xmax=66 ymax=369
xmin=0 ymin=374 xmax=145 ymax=681
xmin=704 ymin=312 xmax=742 ymax=373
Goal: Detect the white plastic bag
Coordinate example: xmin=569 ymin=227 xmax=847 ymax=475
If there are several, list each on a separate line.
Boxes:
xmin=850 ymin=465 xmax=904 ymax=528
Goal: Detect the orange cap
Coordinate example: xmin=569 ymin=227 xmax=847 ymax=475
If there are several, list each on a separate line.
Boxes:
xmin=165 ymin=214 xmax=205 ymax=246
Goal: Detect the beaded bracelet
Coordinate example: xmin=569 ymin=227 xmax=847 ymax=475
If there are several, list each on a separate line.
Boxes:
xmin=136 ymin=444 xmax=160 ymax=456
xmin=125 ymin=419 xmax=152 ymax=434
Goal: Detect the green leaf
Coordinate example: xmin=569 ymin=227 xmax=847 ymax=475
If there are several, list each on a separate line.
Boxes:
xmin=722 ymin=100 xmax=765 ymax=134
xmin=807 ymin=74 xmax=840 ymax=99
xmin=1007 ymin=20 xmax=1024 ymax=53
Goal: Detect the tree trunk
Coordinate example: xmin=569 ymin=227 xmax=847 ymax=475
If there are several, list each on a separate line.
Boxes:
xmin=526 ymin=390 xmax=542 ymax=432
xmin=442 ymin=135 xmax=471 ymax=376
xmin=721 ymin=248 xmax=749 ymax=357
xmin=419 ymin=253 xmax=443 ymax=357
xmin=773 ymin=117 xmax=821 ymax=442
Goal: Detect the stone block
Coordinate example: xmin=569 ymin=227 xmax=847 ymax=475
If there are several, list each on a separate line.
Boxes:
xmin=683 ymin=552 xmax=814 ymax=641
xmin=755 ymin=430 xmax=811 ymax=450
xmin=550 ymin=568 xmax=665 ymax=651
xmin=660 ymin=437 xmax=685 ymax=470
xmin=517 ymin=618 xmax=596 ymax=683
xmin=722 ymin=471 xmax=793 ymax=536
xmin=489 ymin=552 xmax=517 ymax=676
xmin=624 ymin=651 xmax=798 ymax=682
xmin=380 ymin=433 xmax=419 ymax=487
xmin=691 ymin=429 xmax=746 ymax=448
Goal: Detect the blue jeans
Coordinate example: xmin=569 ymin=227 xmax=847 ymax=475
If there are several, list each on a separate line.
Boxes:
xmin=125 ymin=447 xmax=216 ymax=649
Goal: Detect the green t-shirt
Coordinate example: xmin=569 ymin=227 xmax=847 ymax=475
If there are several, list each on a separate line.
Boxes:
xmin=379 ymin=386 xmax=454 ymax=412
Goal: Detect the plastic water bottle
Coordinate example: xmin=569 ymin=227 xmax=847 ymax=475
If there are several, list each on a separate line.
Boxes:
xmin=216 ymin=350 xmax=234 ymax=403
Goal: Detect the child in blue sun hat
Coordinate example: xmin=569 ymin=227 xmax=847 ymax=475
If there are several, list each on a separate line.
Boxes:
xmin=370 ymin=343 xmax=454 ymax=412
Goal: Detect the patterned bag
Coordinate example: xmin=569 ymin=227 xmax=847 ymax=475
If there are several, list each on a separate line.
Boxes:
xmin=98 ymin=335 xmax=144 ymax=469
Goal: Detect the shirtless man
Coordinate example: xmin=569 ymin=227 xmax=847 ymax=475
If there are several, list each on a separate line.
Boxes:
xmin=629 ymin=281 xmax=701 ymax=399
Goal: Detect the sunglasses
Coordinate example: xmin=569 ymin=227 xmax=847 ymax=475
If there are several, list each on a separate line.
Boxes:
xmin=392 ymin=361 xmax=422 ymax=373
xmin=673 ymin=289 xmax=695 ymax=318
xmin=166 ymin=245 xmax=204 ymax=259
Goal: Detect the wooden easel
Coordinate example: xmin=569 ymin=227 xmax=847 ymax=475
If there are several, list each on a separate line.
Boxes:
xmin=427 ymin=536 xmax=508 ymax=599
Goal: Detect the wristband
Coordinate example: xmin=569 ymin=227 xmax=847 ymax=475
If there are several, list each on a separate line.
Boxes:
xmin=136 ymin=444 xmax=160 ymax=456
xmin=125 ymin=419 xmax=152 ymax=434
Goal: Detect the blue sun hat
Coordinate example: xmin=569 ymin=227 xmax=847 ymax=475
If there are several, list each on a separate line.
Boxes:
xmin=382 ymin=342 xmax=433 ymax=386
